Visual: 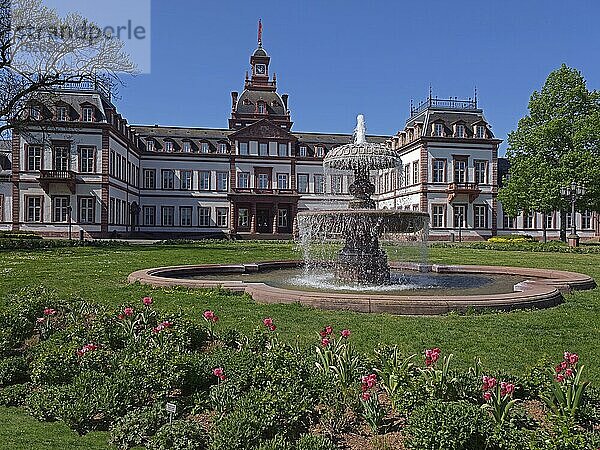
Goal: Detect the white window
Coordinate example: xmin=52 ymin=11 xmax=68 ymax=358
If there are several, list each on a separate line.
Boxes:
xmin=238 ymin=208 xmax=249 ymax=228
xmin=143 ymin=169 xmax=156 ymax=189
xmin=216 ymin=208 xmax=228 ymax=228
xmin=161 ymin=206 xmax=174 ymax=226
xmin=526 ymin=212 xmax=535 ymax=229
xmin=82 ymin=107 xmax=94 ymax=122
xmin=474 ymin=205 xmax=487 ymax=228
xmin=545 ymin=213 xmax=554 ymax=230
xmin=79 ymin=147 xmax=95 ymax=173
xmin=297 ymin=174 xmax=309 ymax=193
xmin=198 ymin=207 xmax=211 ymax=227
xmin=475 ymin=160 xmax=487 ymax=184
xmin=257 ymin=173 xmax=270 ymax=189
xmin=412 ymin=161 xmax=419 ymax=184
xmin=257 ymin=103 xmax=265 ymax=114
xmin=315 ymin=146 xmax=324 ymax=157
xmin=278 ymin=143 xmax=287 ymax=157
xmin=432 ymin=159 xmax=445 ymax=183
xmin=218 ymin=143 xmax=228 ymax=154
xmin=259 ymin=142 xmax=268 ymax=156
xmin=434 ymin=123 xmax=444 ymax=137
xmin=582 ymin=211 xmax=592 ymax=229
xmin=277 ymin=173 xmax=289 ymax=190
xmin=147 ymin=139 xmax=155 ymax=152
xmin=331 ymin=175 xmax=343 ymax=194
xmin=161 ymin=170 xmax=174 ymax=190
xmin=79 ymin=197 xmax=95 ymax=223
xmin=404 ymin=165 xmax=410 ymax=186
xmin=453 ymin=205 xmax=467 ymax=228
xmin=238 ymin=142 xmax=248 ymax=155
xmin=53 ymin=197 xmax=69 ymax=222
xmin=237 ymin=172 xmax=249 ymax=188
xmin=164 ymin=141 xmax=174 ymax=152
xmin=456 ymin=124 xmax=465 ymax=138
xmin=199 ymin=171 xmax=211 ymax=190
xmin=56 ymin=106 xmax=68 ymax=121
xmin=201 ymin=142 xmax=209 ymax=153
xmin=454 ymin=159 xmax=467 ymax=183
xmin=183 ymin=141 xmax=191 ymax=152
xmin=299 ymin=146 xmax=307 ymax=157
xmin=27 ymin=196 xmax=42 ymax=222
xmin=180 ymin=170 xmax=192 ymax=190
xmin=477 ymin=125 xmax=486 ymax=138
xmin=277 ymin=209 xmax=288 ymax=228
xmin=217 ymin=172 xmax=228 ymax=191
xmin=314 ymin=174 xmax=325 ymax=194
xmin=143 ymin=206 xmax=155 ymax=226
xmin=53 ymin=146 xmax=69 ymax=171
xmin=432 ymin=205 xmax=445 ymax=228
xmin=27 ymin=146 xmax=43 ymax=171
xmin=180 ymin=207 xmax=192 ymax=227
xmin=503 ymin=215 xmax=515 ymax=229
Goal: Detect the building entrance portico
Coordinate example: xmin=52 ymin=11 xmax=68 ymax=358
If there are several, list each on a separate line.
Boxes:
xmin=229 ymin=193 xmax=299 ymax=237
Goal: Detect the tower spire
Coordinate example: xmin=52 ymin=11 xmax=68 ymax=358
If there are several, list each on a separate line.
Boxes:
xmin=258 ymin=19 xmax=263 ymax=47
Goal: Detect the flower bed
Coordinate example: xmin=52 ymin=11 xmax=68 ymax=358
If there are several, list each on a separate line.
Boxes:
xmin=0 ymin=287 xmax=599 ymax=449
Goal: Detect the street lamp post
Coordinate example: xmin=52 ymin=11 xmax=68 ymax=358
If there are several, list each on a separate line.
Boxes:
xmin=560 ymin=182 xmax=586 ymax=248
xmin=67 ymin=205 xmax=72 ymax=240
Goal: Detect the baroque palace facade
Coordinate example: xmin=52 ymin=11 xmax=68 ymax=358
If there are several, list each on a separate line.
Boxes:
xmin=1 ymin=36 xmax=598 ymax=240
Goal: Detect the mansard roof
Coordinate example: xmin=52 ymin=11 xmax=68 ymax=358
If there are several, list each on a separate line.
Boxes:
xmin=293 ymin=131 xmax=388 ymax=146
xmin=235 ymin=89 xmax=286 ymax=116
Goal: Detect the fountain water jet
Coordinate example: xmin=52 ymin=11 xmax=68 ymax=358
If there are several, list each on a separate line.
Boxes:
xmin=297 ymin=115 xmax=429 ymax=285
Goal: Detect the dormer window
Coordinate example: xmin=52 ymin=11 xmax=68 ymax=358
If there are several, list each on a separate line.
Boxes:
xmin=218 ymin=143 xmax=228 ymax=154
xmin=164 ymin=141 xmax=173 ymax=152
xmin=315 ymin=146 xmax=324 ymax=158
xmin=477 ymin=125 xmax=486 ymax=138
xmin=257 ymin=102 xmax=266 ymax=114
xmin=455 ymin=124 xmax=465 ymax=138
xmin=147 ymin=139 xmax=154 ymax=152
xmin=434 ymin=123 xmax=444 ymax=137
xmin=29 ymin=106 xmax=41 ymax=120
xmin=201 ymin=142 xmax=209 ymax=153
xmin=299 ymin=146 xmax=307 ymax=157
xmin=183 ymin=141 xmax=191 ymax=152
xmin=56 ymin=106 xmax=68 ymax=121
xmin=82 ymin=106 xmax=94 ymax=122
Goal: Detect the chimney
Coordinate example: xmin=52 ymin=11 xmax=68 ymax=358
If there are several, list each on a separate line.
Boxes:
xmin=282 ymin=94 xmax=288 ymax=112
xmin=231 ymin=91 xmax=238 ymax=110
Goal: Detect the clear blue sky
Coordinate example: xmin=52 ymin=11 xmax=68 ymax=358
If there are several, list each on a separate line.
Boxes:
xmin=114 ymin=0 xmax=600 ymax=155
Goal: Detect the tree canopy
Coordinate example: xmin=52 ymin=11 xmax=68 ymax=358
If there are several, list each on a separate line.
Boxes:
xmin=499 ymin=64 xmax=600 ymax=218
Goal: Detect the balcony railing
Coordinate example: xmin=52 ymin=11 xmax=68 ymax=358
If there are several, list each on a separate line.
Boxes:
xmin=38 ymin=170 xmax=77 ymax=193
xmin=56 ymin=79 xmax=111 ymax=101
xmin=447 ymin=182 xmax=481 ymax=203
xmin=411 ymin=97 xmax=478 ymax=117
xmin=231 ymin=187 xmax=297 ymax=195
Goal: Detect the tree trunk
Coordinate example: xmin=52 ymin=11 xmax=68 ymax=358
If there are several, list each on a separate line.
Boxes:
xmin=560 ymin=209 xmax=567 ymax=242
xmin=542 ymin=214 xmax=547 ymax=243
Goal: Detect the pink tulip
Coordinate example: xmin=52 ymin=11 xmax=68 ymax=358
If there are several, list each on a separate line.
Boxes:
xmin=263 ymin=317 xmax=273 ymax=327
xmin=203 ymin=310 xmax=215 ymax=320
xmin=36 ymin=317 xmax=45 ymax=324
xmin=142 ymin=296 xmax=153 ymax=306
xmin=43 ymin=308 xmax=56 ymax=316
xmin=565 ymin=368 xmax=573 ymax=378
xmin=123 ymin=307 xmax=134 ymax=316
xmin=569 ymin=353 xmax=579 ymax=365
xmin=324 ymin=326 xmax=333 ymax=335
xmin=321 ymin=337 xmax=330 ymax=347
xmin=213 ymin=367 xmax=226 ymax=381
xmin=483 ymin=391 xmax=492 ymax=401
xmin=341 ymin=329 xmax=351 ymax=338
xmin=556 ymin=373 xmax=565 ymax=383
xmin=361 ymin=392 xmax=371 ymax=401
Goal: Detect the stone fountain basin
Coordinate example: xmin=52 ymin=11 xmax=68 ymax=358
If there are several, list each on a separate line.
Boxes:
xmin=297 ymin=209 xmax=430 ymax=235
xmin=128 ymin=262 xmax=596 ymax=316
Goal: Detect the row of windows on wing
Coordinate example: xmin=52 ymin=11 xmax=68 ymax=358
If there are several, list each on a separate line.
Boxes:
xmin=394 ymin=122 xmax=488 ymax=146
xmin=503 ymin=211 xmax=595 ymax=230
xmin=374 ymin=159 xmax=490 ymax=193
xmin=145 ymin=139 xmax=229 ymax=154
xmin=237 ymin=142 xmax=325 ymax=158
xmin=28 ymin=104 xmax=99 ymax=123
xmin=241 ymin=99 xmax=280 ymax=114
xmin=24 ymin=196 xmax=95 ymax=223
xmin=25 ymin=146 xmax=96 ymax=173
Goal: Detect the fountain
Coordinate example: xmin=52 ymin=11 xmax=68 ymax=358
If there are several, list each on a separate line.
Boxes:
xmin=128 ymin=118 xmax=596 ymax=315
xmin=297 ymin=115 xmax=429 ymax=285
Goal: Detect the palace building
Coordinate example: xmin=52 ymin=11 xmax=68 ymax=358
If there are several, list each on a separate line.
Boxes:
xmin=1 ymin=30 xmax=598 ymax=240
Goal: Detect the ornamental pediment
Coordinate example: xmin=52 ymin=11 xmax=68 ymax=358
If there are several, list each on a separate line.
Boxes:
xmin=231 ymin=119 xmax=297 ymax=141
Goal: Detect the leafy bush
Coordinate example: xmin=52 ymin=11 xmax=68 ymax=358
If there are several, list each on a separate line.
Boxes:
xmin=256 ymin=435 xmax=293 ymax=450
xmin=488 ymin=234 xmax=535 ymax=243
xmin=109 ymin=404 xmax=169 ymax=449
xmin=0 ymin=355 xmax=29 ymax=386
xmin=0 ymin=382 xmax=33 ymax=406
xmin=296 ymin=434 xmax=336 ymax=450
xmin=148 ymin=419 xmax=208 ymax=450
xmin=405 ymin=400 xmax=493 ymax=450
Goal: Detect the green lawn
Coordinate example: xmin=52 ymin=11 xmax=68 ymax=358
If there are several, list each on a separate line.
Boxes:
xmin=0 ymin=242 xmax=599 ymax=449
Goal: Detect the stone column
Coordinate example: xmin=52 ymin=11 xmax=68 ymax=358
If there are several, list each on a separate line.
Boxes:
xmin=272 ymin=202 xmax=279 ymax=234
xmin=250 ymin=202 xmax=257 ymax=234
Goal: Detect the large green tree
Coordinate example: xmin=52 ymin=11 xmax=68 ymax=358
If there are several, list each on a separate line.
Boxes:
xmin=499 ymin=64 xmax=600 ymax=240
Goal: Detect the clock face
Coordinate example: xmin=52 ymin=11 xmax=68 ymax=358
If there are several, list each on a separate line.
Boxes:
xmin=255 ymin=64 xmax=266 ymax=75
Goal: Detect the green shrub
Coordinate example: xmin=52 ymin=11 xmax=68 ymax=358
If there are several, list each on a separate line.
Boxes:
xmin=256 ymin=435 xmax=293 ymax=450
xmin=148 ymin=419 xmax=208 ymax=450
xmin=405 ymin=400 xmax=493 ymax=450
xmin=0 ymin=382 xmax=33 ymax=406
xmin=109 ymin=404 xmax=169 ymax=449
xmin=27 ymin=385 xmax=67 ymax=421
xmin=30 ymin=340 xmax=80 ymax=385
xmin=295 ymin=434 xmax=336 ymax=450
xmin=0 ymin=355 xmax=29 ymax=386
